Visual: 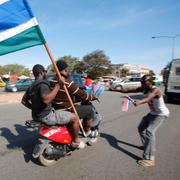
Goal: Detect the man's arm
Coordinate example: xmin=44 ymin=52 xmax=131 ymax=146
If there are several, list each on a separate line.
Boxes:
xmin=41 ymin=84 xmax=60 ymax=104
xmin=134 ymin=88 xmax=161 ymax=106
xmin=21 ymin=93 xmax=32 ymax=109
xmin=66 ymin=79 xmax=97 ymax=102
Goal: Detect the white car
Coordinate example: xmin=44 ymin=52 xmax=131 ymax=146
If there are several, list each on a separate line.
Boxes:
xmin=109 ymin=77 xmax=141 ymax=90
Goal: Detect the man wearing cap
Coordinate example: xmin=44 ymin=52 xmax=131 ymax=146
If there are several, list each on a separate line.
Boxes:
xmin=21 ymin=64 xmax=85 ymax=149
xmin=49 ymin=60 xmax=98 ymax=137
xmin=113 ymin=74 xmax=169 ymax=167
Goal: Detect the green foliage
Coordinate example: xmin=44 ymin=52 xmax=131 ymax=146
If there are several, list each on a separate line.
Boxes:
xmin=47 ymin=56 xmax=79 ymax=73
xmin=82 ymin=50 xmax=112 ymax=79
xmin=57 ymin=56 xmax=79 ymax=72
xmin=120 ymin=67 xmax=129 ymax=77
xmin=121 ymin=67 xmax=129 ymax=73
xmin=0 ymin=64 xmax=30 ymax=76
xmin=149 ymin=70 xmax=155 ymax=76
xmin=0 ymin=66 xmax=6 ymax=75
xmin=73 ymin=61 xmax=87 ymax=73
xmin=47 ymin=51 xmax=112 ymax=79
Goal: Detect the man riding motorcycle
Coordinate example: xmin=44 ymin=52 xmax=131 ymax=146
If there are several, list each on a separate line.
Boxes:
xmin=49 ymin=60 xmax=101 ymax=141
xmin=21 ymin=64 xmax=85 ymax=149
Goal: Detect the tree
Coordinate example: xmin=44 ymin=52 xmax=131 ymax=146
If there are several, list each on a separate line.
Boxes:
xmin=0 ymin=66 xmax=6 ymax=75
xmin=47 ymin=56 xmax=79 ymax=73
xmin=149 ymin=70 xmax=155 ymax=76
xmin=0 ymin=64 xmax=30 ymax=76
xmin=58 ymin=56 xmax=79 ymax=72
xmin=120 ymin=67 xmax=129 ymax=78
xmin=82 ymin=50 xmax=112 ymax=79
xmin=73 ymin=61 xmax=87 ymax=73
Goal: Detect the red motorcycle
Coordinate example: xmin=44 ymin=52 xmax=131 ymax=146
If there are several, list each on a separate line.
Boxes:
xmin=25 ymin=120 xmax=99 ymax=166
xmin=26 ymin=120 xmax=78 ymax=166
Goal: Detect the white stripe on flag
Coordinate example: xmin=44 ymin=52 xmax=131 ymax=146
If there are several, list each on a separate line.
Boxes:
xmin=0 ymin=17 xmax=38 ymax=42
xmin=0 ymin=0 xmax=9 ymax=5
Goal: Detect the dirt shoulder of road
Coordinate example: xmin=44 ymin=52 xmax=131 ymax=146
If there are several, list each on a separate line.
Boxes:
xmin=0 ymin=92 xmax=24 ymax=104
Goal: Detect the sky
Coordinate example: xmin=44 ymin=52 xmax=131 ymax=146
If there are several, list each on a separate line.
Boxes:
xmin=1 ymin=0 xmax=180 ymax=74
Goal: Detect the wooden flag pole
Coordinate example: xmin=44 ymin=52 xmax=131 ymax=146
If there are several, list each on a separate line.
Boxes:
xmin=44 ymin=43 xmax=87 ymax=137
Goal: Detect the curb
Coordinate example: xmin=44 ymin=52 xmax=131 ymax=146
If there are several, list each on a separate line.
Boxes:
xmin=0 ymin=100 xmax=21 ymax=104
xmin=0 ymin=92 xmax=23 ymax=104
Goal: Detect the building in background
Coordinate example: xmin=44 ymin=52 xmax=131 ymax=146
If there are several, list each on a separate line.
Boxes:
xmin=111 ymin=63 xmax=151 ymax=78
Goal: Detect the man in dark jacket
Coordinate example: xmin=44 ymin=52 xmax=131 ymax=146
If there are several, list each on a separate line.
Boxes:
xmin=21 ymin=64 xmax=85 ymax=149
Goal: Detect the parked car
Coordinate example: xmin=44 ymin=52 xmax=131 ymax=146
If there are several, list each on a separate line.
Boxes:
xmin=109 ymin=77 xmax=141 ymax=90
xmin=47 ymin=73 xmax=85 ymax=89
xmin=97 ymin=76 xmax=121 ymax=90
xmin=0 ymin=78 xmax=6 ymax=87
xmin=5 ymin=79 xmax=34 ymax=92
xmin=70 ymin=73 xmax=85 ymax=89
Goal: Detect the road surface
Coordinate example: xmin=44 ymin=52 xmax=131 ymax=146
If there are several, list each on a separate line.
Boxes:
xmin=0 ymin=91 xmax=180 ymax=180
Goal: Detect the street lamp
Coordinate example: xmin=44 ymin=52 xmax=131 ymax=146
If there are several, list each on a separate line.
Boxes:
xmin=152 ymin=33 xmax=180 ymax=60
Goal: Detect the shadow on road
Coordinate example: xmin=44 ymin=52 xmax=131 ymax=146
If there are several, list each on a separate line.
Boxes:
xmin=100 ymin=132 xmax=141 ymax=161
xmin=0 ymin=124 xmax=40 ymax=165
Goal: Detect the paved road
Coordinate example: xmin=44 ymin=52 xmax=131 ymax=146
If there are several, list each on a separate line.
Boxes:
xmin=0 ymin=87 xmax=5 ymax=93
xmin=0 ymin=91 xmax=180 ymax=180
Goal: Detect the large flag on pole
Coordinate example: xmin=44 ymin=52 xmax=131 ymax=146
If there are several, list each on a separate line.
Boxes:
xmin=0 ymin=0 xmax=87 ymax=136
xmin=0 ymin=0 xmax=46 ymax=56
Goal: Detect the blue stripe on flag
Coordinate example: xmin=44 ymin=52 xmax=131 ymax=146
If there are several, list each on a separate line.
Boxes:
xmin=0 ymin=0 xmax=34 ymax=32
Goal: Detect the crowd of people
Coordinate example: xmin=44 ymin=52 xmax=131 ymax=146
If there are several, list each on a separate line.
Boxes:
xmin=21 ymin=60 xmax=169 ymax=168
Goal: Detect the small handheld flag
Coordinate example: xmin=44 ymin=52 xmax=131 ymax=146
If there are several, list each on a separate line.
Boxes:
xmin=93 ymin=84 xmax=105 ymax=97
xmin=126 ymin=95 xmax=135 ymax=104
xmin=121 ymin=96 xmax=134 ymax=112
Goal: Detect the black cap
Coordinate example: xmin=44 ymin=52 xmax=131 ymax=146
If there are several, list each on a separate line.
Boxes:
xmin=56 ymin=60 xmax=68 ymax=71
xmin=32 ymin=64 xmax=46 ymax=77
xmin=141 ymin=75 xmax=154 ymax=82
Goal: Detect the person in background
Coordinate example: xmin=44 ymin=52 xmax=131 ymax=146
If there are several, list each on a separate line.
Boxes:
xmin=85 ymin=75 xmax=93 ymax=87
xmin=114 ymin=74 xmax=169 ymax=167
xmin=21 ymin=64 xmax=85 ymax=149
xmin=84 ymin=75 xmax=93 ymax=95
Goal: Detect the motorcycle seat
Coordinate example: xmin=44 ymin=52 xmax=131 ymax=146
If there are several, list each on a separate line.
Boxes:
xmin=25 ymin=120 xmax=63 ymax=128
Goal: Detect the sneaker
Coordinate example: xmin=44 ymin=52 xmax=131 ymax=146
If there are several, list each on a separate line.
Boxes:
xmin=90 ymin=130 xmax=99 ymax=138
xmin=137 ymin=160 xmax=155 ymax=167
xmin=87 ymin=130 xmax=99 ymax=145
xmin=71 ymin=141 xmax=86 ymax=149
xmin=88 ymin=137 xmax=98 ymax=145
xmin=86 ymin=130 xmax=92 ymax=137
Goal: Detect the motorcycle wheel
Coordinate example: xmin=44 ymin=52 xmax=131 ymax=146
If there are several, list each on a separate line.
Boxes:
xmin=38 ymin=144 xmax=57 ymax=166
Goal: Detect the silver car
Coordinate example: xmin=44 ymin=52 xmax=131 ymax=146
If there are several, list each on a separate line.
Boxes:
xmin=109 ymin=77 xmax=141 ymax=90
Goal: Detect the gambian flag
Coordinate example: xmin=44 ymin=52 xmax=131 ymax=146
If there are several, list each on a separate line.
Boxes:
xmin=121 ymin=96 xmax=134 ymax=112
xmin=0 ymin=0 xmax=46 ymax=56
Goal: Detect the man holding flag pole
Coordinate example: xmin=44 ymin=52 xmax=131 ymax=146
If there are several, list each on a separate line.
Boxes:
xmin=0 ymin=0 xmax=87 ymax=138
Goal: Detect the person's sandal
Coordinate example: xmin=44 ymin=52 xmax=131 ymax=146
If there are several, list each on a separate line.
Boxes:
xmin=137 ymin=160 xmax=155 ymax=167
xmin=71 ymin=141 xmax=86 ymax=149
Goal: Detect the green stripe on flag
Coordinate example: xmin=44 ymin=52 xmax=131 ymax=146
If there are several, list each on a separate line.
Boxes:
xmin=0 ymin=26 xmax=46 ymax=56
